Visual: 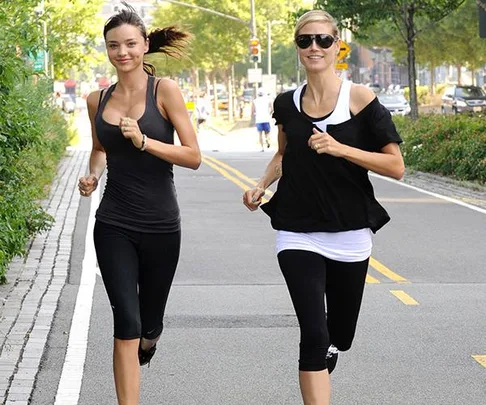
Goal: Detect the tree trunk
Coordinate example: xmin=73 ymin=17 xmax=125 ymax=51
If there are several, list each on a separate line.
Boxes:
xmin=405 ymin=6 xmax=419 ymax=119
xmin=212 ymin=73 xmax=219 ymax=117
xmin=227 ymin=67 xmax=234 ymax=122
xmin=193 ymin=68 xmax=199 ymax=93
xmin=456 ymin=65 xmax=462 ymax=85
xmin=429 ymin=64 xmax=435 ymax=96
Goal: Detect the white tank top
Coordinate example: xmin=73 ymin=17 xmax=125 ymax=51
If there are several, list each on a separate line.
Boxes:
xmin=277 ymin=80 xmax=372 ymax=262
xmin=253 ymin=96 xmax=272 ymax=124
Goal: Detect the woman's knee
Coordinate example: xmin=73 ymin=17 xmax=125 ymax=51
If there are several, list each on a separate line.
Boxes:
xmin=299 ymin=342 xmax=329 ymax=372
xmin=113 ymin=310 xmax=141 ymax=340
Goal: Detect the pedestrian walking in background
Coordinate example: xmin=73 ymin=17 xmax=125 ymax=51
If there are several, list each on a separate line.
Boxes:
xmin=77 ymin=2 xmax=200 ymax=404
xmin=243 ymin=9 xmax=404 ymax=405
xmin=252 ymin=87 xmax=273 ymax=151
xmin=196 ymin=91 xmax=210 ymax=129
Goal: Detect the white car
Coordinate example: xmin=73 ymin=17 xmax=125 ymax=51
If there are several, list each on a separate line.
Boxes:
xmin=377 ymin=93 xmax=411 ymax=116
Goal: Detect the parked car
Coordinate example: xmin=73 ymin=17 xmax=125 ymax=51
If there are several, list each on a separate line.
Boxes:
xmin=365 ymin=83 xmax=382 ymax=94
xmin=241 ymin=88 xmax=254 ymax=104
xmin=441 ymin=85 xmax=486 ymax=115
xmin=377 ymin=93 xmax=411 ymax=116
xmin=217 ymin=92 xmax=229 ymax=110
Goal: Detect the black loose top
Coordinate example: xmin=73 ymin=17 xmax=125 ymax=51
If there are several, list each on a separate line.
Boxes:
xmin=260 ymin=89 xmax=402 ymax=234
xmin=95 ymin=75 xmax=180 ymax=233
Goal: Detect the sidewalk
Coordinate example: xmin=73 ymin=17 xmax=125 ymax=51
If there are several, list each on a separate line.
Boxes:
xmin=0 ymin=149 xmax=88 ymax=405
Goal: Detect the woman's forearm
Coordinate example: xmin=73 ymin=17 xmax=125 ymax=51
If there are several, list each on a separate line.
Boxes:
xmin=144 ymin=138 xmax=201 ymax=170
xmin=89 ymin=149 xmax=106 ymax=180
xmin=256 ymin=152 xmax=283 ymax=190
xmin=342 ymin=144 xmax=404 ymax=180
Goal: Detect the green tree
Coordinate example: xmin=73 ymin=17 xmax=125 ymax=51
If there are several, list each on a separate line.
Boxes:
xmin=0 ymin=0 xmax=44 ymax=86
xmin=312 ymin=0 xmax=466 ymax=119
xmin=439 ymin=0 xmax=486 ymax=83
xmin=44 ymin=0 xmax=104 ymax=78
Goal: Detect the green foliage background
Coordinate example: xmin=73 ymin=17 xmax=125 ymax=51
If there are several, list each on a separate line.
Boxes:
xmin=0 ymin=1 xmax=73 ymax=283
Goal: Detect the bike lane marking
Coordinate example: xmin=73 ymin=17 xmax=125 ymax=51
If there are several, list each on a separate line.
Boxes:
xmin=54 ymin=187 xmax=99 ymax=405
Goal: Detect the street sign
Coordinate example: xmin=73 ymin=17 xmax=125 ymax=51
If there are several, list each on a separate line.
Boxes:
xmin=28 ymin=51 xmax=46 ymax=72
xmin=247 ymin=68 xmax=262 ymax=84
xmin=33 ymin=51 xmax=46 ymax=72
xmin=335 ymin=62 xmax=348 ymax=70
xmin=337 ymin=41 xmax=350 ymax=61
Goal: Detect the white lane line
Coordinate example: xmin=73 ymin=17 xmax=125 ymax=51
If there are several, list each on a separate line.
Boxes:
xmin=371 ymin=173 xmax=486 ymax=215
xmin=54 ymin=188 xmax=99 ymax=405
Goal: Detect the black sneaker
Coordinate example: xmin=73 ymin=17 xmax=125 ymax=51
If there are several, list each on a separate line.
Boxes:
xmin=138 ymin=344 xmax=157 ymax=367
xmin=326 ymin=345 xmax=339 ymax=374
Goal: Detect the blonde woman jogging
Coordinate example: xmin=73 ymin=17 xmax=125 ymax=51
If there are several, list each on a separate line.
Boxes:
xmin=243 ymin=9 xmax=404 ymax=405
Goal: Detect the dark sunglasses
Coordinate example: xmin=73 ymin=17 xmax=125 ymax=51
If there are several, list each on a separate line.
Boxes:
xmin=295 ymin=34 xmax=336 ymax=49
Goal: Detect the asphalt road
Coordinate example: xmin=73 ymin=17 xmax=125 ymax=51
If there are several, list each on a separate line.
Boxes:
xmin=31 ymin=110 xmax=486 ymax=405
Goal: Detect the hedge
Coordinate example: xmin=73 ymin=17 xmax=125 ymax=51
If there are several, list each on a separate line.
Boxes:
xmin=0 ymin=79 xmax=71 ymax=283
xmin=394 ymin=114 xmax=486 ymax=184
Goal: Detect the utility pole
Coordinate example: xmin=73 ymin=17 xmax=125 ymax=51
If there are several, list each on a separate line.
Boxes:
xmin=267 ymin=21 xmax=271 ymax=75
xmin=250 ymin=0 xmax=258 ymax=97
xmin=34 ymin=0 xmax=50 ymax=77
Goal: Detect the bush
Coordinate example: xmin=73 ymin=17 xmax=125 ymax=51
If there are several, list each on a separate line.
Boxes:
xmin=0 ymin=79 xmax=71 ymax=283
xmin=403 ymin=85 xmax=432 ymax=105
xmin=0 ymin=2 xmax=71 ymax=283
xmin=394 ymin=114 xmax=486 ymax=184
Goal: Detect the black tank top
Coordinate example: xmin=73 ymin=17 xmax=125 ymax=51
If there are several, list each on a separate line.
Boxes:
xmin=95 ymin=75 xmax=180 ymax=233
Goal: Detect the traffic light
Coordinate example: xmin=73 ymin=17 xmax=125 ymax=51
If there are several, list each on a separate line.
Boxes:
xmin=249 ymin=38 xmax=261 ymax=63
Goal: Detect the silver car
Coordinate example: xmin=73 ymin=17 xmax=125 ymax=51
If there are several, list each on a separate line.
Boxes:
xmin=377 ymin=93 xmax=411 ymax=116
xmin=441 ymin=85 xmax=486 ymax=114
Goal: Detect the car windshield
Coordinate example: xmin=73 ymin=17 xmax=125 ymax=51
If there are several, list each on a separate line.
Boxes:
xmin=377 ymin=94 xmax=408 ymax=104
xmin=456 ymin=87 xmax=485 ymax=98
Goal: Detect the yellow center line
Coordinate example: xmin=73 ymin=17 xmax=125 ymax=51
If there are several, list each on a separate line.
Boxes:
xmin=472 ymin=355 xmax=486 ymax=368
xmin=202 ymin=157 xmax=269 ymax=203
xmin=204 ymin=154 xmax=274 ymax=197
xmin=203 ymin=155 xmax=410 ymax=286
xmin=390 ymin=290 xmax=419 ymax=305
xmin=365 ymin=274 xmax=380 ymax=284
xmin=369 ymin=257 xmax=409 ymax=283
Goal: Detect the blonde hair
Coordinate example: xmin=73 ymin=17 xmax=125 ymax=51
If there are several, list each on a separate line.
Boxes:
xmin=294 ymin=10 xmax=339 ymax=39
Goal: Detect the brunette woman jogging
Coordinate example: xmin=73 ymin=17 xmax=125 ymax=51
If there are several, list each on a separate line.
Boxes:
xmin=77 ymin=3 xmax=200 ymax=404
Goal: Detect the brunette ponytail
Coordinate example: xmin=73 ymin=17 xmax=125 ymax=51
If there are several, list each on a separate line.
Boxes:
xmin=104 ymin=2 xmax=190 ymax=76
xmin=143 ymin=27 xmax=190 ymax=76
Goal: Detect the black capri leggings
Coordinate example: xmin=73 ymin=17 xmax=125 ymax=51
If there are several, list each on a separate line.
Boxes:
xmin=94 ymin=221 xmax=181 ymax=340
xmin=277 ymin=249 xmax=369 ymax=372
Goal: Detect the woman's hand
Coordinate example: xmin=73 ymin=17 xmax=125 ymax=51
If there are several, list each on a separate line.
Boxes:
xmin=120 ymin=117 xmax=144 ymax=149
xmin=243 ymin=187 xmax=265 ymax=211
xmin=308 ymin=128 xmax=347 ymax=157
xmin=78 ymin=174 xmax=98 ymax=197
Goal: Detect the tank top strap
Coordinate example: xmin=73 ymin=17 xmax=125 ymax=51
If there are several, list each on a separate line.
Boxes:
xmin=146 ymin=75 xmax=157 ymax=107
xmin=334 ymin=80 xmax=352 ymax=114
xmin=96 ymin=83 xmax=116 ymax=116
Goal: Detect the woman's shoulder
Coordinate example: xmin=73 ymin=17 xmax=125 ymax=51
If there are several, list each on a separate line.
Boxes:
xmin=349 ymin=83 xmax=377 ymax=115
xmin=86 ymin=90 xmax=103 ymax=112
xmin=155 ymin=77 xmax=180 ymax=92
xmin=274 ymin=89 xmax=296 ymax=109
